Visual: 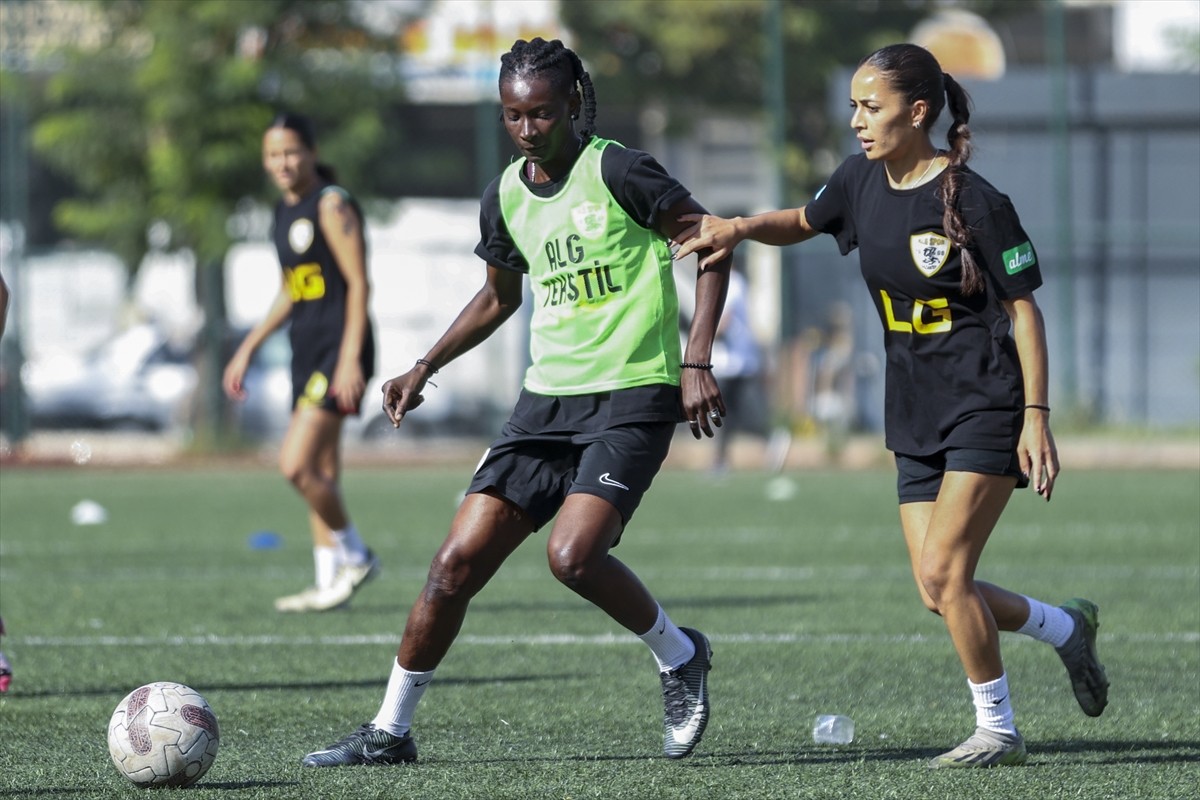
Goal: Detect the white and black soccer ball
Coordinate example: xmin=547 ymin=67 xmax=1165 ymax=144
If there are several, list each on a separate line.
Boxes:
xmin=107 ymin=681 xmax=220 ymax=788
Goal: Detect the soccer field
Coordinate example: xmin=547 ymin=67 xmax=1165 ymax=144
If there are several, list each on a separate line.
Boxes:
xmin=0 ymin=464 xmax=1196 ymax=799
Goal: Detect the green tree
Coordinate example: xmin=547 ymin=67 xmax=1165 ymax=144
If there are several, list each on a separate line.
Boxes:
xmin=21 ymin=0 xmax=412 ymax=445
xmin=30 ymin=0 xmax=408 ymax=273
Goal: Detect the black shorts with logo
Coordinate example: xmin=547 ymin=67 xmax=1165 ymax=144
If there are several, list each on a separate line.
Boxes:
xmin=466 ymin=388 xmax=678 ymax=534
xmin=290 ymin=327 xmax=375 ymax=416
xmin=895 ymin=446 xmax=1029 ymax=504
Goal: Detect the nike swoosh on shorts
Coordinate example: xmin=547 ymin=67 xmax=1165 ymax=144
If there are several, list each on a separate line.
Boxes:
xmin=598 ymin=472 xmax=630 ymax=490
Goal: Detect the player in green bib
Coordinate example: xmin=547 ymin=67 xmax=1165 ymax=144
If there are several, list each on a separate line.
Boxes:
xmin=497 ymin=133 xmax=682 ymax=395
xmin=303 ymin=38 xmax=730 ymax=768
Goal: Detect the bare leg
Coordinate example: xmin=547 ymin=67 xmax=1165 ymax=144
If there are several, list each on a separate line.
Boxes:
xmin=397 ymin=491 xmax=533 ymax=671
xmin=279 ymin=407 xmax=349 ymax=546
xmin=900 ymin=472 xmax=1016 ymax=683
xmin=901 ymin=496 xmax=1032 ymax=633
xmin=545 ymin=493 xmax=658 ymax=634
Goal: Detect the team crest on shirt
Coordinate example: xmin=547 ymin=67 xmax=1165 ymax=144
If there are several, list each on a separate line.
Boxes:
xmin=571 ymin=201 xmax=608 ymax=239
xmin=910 ymin=231 xmax=951 ymax=277
xmin=289 ymin=218 xmax=315 ymax=254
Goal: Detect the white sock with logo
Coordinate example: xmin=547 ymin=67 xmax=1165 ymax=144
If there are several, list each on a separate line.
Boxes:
xmin=969 ymin=673 xmax=1017 ymax=736
xmin=371 ymin=660 xmax=434 ymax=737
xmin=637 ymin=605 xmax=695 ymax=672
xmin=1016 ymin=596 xmax=1074 ymax=647
xmin=331 ymin=523 xmax=369 ymax=566
xmin=314 ymin=546 xmax=339 ymax=589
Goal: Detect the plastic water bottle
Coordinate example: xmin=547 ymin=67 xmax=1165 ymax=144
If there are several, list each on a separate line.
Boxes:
xmin=812 ymin=714 xmax=854 ymax=744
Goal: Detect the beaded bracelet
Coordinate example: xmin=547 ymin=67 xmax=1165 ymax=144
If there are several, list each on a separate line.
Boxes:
xmin=680 ymin=362 xmax=714 ymax=370
xmin=1024 ymin=404 xmax=1050 ymax=412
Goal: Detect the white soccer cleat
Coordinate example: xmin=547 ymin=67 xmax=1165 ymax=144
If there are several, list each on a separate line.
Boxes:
xmin=334 ymin=549 xmax=380 ymax=600
xmin=928 ymin=726 xmax=1027 ymax=769
xmin=273 ymin=584 xmax=351 ymax=613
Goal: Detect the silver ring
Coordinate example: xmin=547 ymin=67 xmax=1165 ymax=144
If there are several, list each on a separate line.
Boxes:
xmin=709 ymin=409 xmax=720 ymax=419
xmin=689 ymin=420 xmax=699 ymax=426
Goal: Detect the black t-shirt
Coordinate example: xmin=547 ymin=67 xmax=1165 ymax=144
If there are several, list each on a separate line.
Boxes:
xmin=473 ymin=141 xmax=693 ymax=425
xmin=805 ymin=154 xmax=1043 ymax=455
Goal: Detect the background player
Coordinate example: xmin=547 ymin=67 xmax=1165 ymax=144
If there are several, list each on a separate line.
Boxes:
xmin=223 ymin=113 xmax=380 ymax=613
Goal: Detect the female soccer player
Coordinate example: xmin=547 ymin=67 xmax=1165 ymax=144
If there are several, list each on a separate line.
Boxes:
xmin=302 ymin=37 xmax=730 ymax=766
xmin=674 ymin=43 xmax=1108 ymax=768
xmin=223 ymin=113 xmax=380 ymax=613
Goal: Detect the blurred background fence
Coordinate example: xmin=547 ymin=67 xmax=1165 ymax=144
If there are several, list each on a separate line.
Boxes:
xmin=0 ymin=0 xmax=1197 ymax=464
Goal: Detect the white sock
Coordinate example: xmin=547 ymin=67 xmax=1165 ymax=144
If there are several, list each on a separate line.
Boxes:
xmin=314 ymin=546 xmax=339 ymax=589
xmin=331 ymin=523 xmax=369 ymax=566
xmin=371 ymin=660 xmax=434 ymax=737
xmin=637 ymin=606 xmax=695 ymax=672
xmin=970 ymin=673 xmax=1017 ymax=736
xmin=1016 ymin=596 xmax=1074 ymax=648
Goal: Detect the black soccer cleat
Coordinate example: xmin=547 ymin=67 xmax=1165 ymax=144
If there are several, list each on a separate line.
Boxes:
xmin=660 ymin=627 xmax=712 ymax=759
xmin=301 ymin=723 xmax=417 ymax=767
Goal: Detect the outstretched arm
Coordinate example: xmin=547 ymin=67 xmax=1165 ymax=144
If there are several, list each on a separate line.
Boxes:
xmin=382 ymin=265 xmax=524 ymax=427
xmin=673 ymin=207 xmax=820 ymax=269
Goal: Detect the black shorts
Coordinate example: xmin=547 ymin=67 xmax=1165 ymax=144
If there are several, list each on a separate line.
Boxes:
xmin=895 ymin=447 xmax=1028 ymax=504
xmin=291 ymin=332 xmax=375 ymax=416
xmin=467 ymin=401 xmax=675 ymax=534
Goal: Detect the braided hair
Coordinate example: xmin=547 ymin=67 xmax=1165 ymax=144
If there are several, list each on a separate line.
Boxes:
xmin=861 ymin=44 xmax=983 ymax=295
xmin=499 ymin=38 xmax=597 ymax=141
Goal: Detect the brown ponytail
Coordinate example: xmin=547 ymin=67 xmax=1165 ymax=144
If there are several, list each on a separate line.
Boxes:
xmin=937 ymin=71 xmax=983 ymax=295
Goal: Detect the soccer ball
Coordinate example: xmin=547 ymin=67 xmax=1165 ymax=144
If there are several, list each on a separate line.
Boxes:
xmin=107 ymin=682 xmax=220 ymax=788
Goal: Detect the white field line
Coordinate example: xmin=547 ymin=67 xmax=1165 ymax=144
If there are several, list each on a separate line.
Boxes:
xmin=1 ymin=564 xmax=1197 ymax=583
xmin=13 ymin=631 xmax=1199 ymax=648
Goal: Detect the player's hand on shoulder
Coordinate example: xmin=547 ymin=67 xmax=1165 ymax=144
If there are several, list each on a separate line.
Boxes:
xmin=672 ymin=214 xmax=739 ymax=268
